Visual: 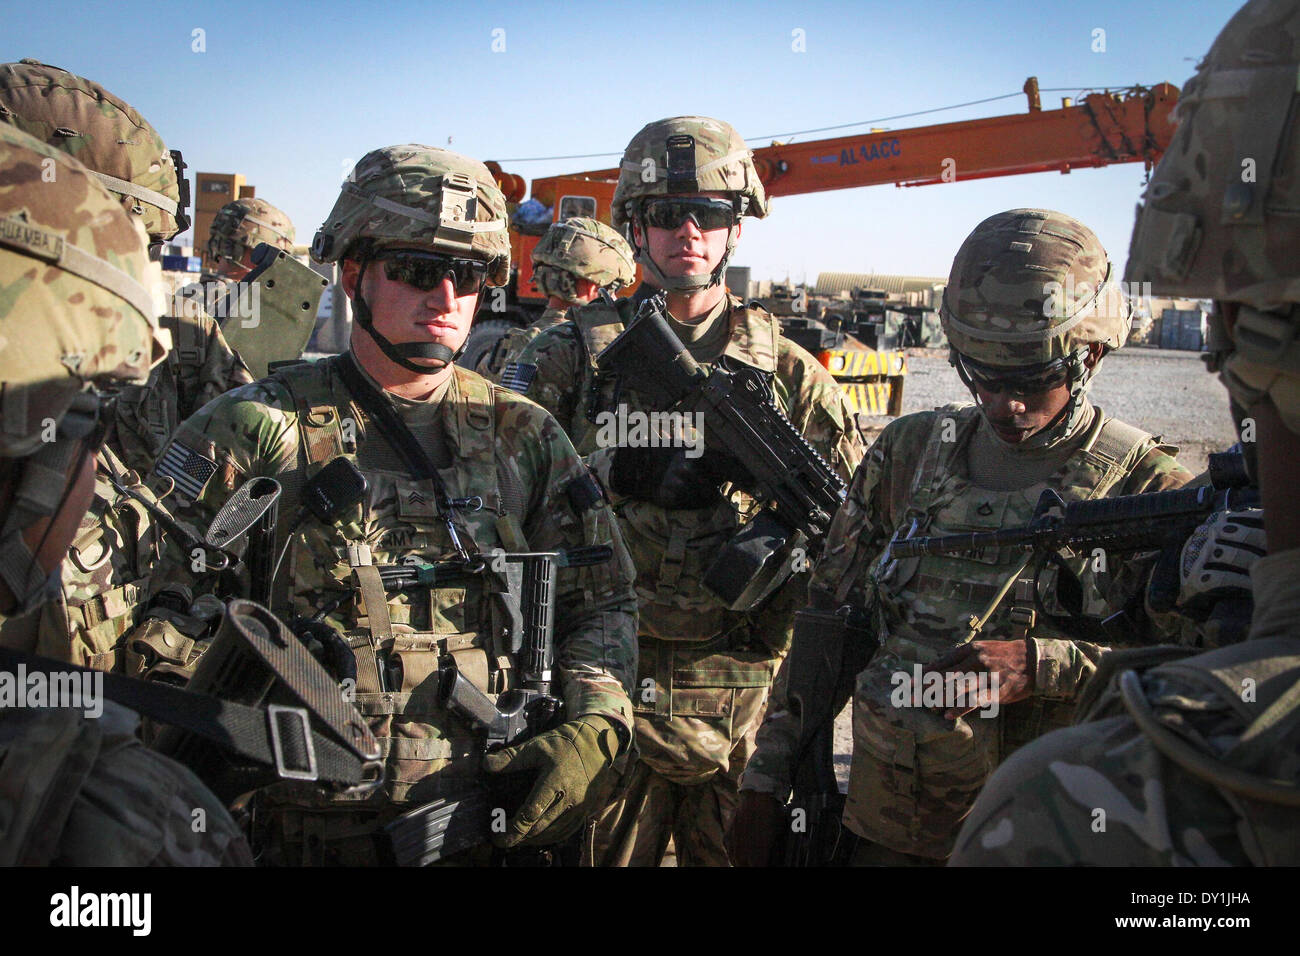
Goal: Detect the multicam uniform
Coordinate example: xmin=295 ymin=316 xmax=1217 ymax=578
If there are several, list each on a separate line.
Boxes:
xmin=952 ymin=0 xmax=1300 ymax=866
xmin=0 ymin=58 xmax=252 ymax=671
xmin=513 ymin=290 xmax=862 ymax=865
xmin=476 ymin=216 xmax=636 ymax=380
xmin=147 ymin=144 xmax=639 ymax=864
xmin=742 ymin=208 xmax=1192 ymax=863
xmin=0 ymin=123 xmax=250 ymax=866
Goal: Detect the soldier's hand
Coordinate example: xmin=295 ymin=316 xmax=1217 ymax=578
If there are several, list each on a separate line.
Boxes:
xmin=728 ymin=790 xmax=786 ymax=866
xmin=609 ymin=445 xmax=727 ymax=509
xmin=925 ymin=639 xmax=1033 ymax=719
xmin=481 ymin=715 xmax=623 ymax=848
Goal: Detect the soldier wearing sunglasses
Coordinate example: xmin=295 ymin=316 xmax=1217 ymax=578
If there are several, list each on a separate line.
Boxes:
xmin=733 ymin=209 xmax=1193 ymax=865
xmin=143 ymin=145 xmax=639 ymax=865
xmin=505 ymin=116 xmax=863 ymax=866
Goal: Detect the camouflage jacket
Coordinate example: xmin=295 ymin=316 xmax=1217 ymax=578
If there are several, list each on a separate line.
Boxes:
xmin=0 ymin=700 xmax=251 ymax=865
xmin=743 ymin=402 xmax=1192 ymax=854
xmin=112 ymin=307 xmax=253 ymax=475
xmin=475 ymin=307 xmax=569 ymax=380
xmin=145 ymin=354 xmax=638 ymax=806
xmin=952 ymin=545 xmax=1300 ymax=866
xmin=508 ymin=292 xmax=863 ymax=652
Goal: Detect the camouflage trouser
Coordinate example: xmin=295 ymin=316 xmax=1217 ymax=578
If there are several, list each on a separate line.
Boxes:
xmin=591 ymin=684 xmax=770 ymax=866
xmin=847 ymin=835 xmax=945 ymax=867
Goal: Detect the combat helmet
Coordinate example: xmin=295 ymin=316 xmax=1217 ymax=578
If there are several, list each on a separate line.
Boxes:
xmin=941 ymin=208 xmax=1131 ymax=446
xmin=0 ymin=124 xmax=166 ymax=612
xmin=0 ymin=59 xmax=189 ymax=242
xmin=1126 ymin=0 xmax=1300 ymax=438
xmin=206 ymin=197 xmax=295 ymax=271
xmin=312 ymin=144 xmax=509 ymax=372
xmin=612 ymin=116 xmax=768 ymax=293
xmin=531 ymin=217 xmax=636 ymax=302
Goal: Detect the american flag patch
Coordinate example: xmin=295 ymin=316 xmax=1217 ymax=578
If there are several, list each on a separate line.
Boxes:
xmin=500 ymin=361 xmax=537 ymax=394
xmin=155 ymin=441 xmax=218 ymax=500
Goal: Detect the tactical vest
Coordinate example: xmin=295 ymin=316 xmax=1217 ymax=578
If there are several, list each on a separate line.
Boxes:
xmin=874 ymin=403 xmax=1163 ymax=744
xmin=112 ymin=312 xmax=212 ymax=475
xmin=262 ymin=358 xmax=528 ymax=808
xmin=0 ymin=447 xmax=167 ymax=674
xmin=841 ymin=404 xmax=1167 ymax=856
xmin=1079 ymin=638 xmax=1300 ymax=866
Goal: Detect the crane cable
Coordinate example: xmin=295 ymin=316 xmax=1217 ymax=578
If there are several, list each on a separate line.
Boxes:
xmin=490 ymin=85 xmax=1154 ymax=164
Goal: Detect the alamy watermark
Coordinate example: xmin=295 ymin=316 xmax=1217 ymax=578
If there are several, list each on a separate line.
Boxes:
xmin=1041 ymin=276 xmax=1153 ymax=322
xmin=0 ymin=664 xmax=102 ymax=718
xmin=890 ymin=664 xmax=1000 ymax=718
xmin=593 ymin=404 xmax=705 ymax=459
xmin=170 ymin=281 xmax=262 ymax=327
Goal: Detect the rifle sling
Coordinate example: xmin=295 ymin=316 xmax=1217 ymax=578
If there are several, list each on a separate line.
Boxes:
xmin=0 ymin=646 xmax=365 ymax=785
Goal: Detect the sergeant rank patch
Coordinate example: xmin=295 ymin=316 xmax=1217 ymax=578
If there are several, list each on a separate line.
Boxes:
xmin=155 ymin=440 xmax=218 ymax=500
xmin=499 ymin=361 xmax=538 ymax=394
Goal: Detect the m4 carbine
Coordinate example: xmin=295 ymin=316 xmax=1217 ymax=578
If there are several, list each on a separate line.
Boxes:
xmin=382 ymin=545 xmax=612 ymax=866
xmin=596 ymin=293 xmax=846 ymax=610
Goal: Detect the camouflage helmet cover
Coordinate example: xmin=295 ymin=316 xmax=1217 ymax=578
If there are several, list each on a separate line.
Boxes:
xmin=0 ymin=124 xmax=165 ymax=457
xmin=206 ymin=197 xmax=295 ymax=265
xmin=531 ymin=216 xmax=636 ymax=294
xmin=611 ymin=115 xmax=769 ymax=230
xmin=942 ymin=208 xmax=1131 ymax=366
xmin=0 ymin=59 xmax=187 ymax=243
xmin=311 ymin=144 xmax=510 ymax=285
xmin=1125 ymin=0 xmax=1300 ymax=434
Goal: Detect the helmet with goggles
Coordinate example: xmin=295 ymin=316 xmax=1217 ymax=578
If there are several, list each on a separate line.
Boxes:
xmin=942 ymin=208 xmax=1131 ymax=445
xmin=612 ymin=116 xmax=767 ymax=293
xmin=311 ymin=145 xmax=510 ymax=372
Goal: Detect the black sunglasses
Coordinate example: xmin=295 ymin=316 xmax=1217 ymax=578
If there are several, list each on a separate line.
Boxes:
xmin=643 ymin=197 xmax=738 ymax=232
xmin=377 ymin=251 xmax=489 ymax=295
xmin=957 ymin=353 xmax=1073 ymax=398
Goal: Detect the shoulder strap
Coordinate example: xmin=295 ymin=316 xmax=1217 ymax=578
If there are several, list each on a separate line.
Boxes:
xmin=334 ymin=353 xmax=473 ymax=559
xmin=904 ymin=404 xmax=979 ymax=521
xmin=1075 ymin=409 xmax=1161 ymax=500
xmin=572 ymin=301 xmax=626 ymax=368
xmin=274 ymin=360 xmax=347 ymax=470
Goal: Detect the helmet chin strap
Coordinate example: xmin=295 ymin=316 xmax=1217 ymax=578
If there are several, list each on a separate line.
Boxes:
xmin=634 ymin=212 xmax=738 ymax=295
xmin=351 ymin=256 xmax=463 ymax=372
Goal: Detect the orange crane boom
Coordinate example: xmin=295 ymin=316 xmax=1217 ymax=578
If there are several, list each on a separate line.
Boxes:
xmin=494 ymin=78 xmax=1179 ymax=204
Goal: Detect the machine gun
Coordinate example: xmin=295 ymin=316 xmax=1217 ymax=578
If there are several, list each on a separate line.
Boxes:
xmin=595 ymin=293 xmax=846 ymax=610
xmin=382 ymin=545 xmax=612 ymax=866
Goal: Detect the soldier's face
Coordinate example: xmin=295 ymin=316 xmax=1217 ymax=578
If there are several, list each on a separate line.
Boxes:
xmin=636 ymin=191 xmax=739 ymax=279
xmin=342 ymin=256 xmax=478 ymax=364
xmin=972 ymin=381 xmax=1072 ymax=443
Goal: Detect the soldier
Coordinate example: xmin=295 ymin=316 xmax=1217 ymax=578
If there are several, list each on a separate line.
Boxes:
xmin=951 ymin=0 xmax=1300 ymax=866
xmin=732 ymin=208 xmax=1193 ymax=866
xmin=141 ymin=144 xmax=639 ymax=865
xmin=0 ymin=123 xmax=250 ymax=865
xmin=0 ymin=59 xmax=254 ymax=477
xmin=205 ymin=196 xmax=296 ymax=280
xmin=505 ymin=116 xmax=863 ymax=865
xmin=0 ymin=60 xmax=252 ymax=674
xmin=475 ymin=216 xmax=635 ymax=379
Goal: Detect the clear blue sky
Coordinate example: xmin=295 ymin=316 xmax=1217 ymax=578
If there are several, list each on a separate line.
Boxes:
xmin=6 ymin=0 xmax=1244 ymax=283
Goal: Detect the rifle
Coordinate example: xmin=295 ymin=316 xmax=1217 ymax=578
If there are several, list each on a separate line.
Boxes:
xmin=883 ymin=454 xmax=1259 ymax=642
xmin=595 ymin=293 xmax=846 ymax=610
xmin=382 ymin=545 xmax=612 ymax=866
xmin=779 ymin=605 xmax=875 ymax=867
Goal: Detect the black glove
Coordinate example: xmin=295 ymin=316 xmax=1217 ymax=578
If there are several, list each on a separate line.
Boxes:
xmin=609 ymin=444 xmax=735 ymax=509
